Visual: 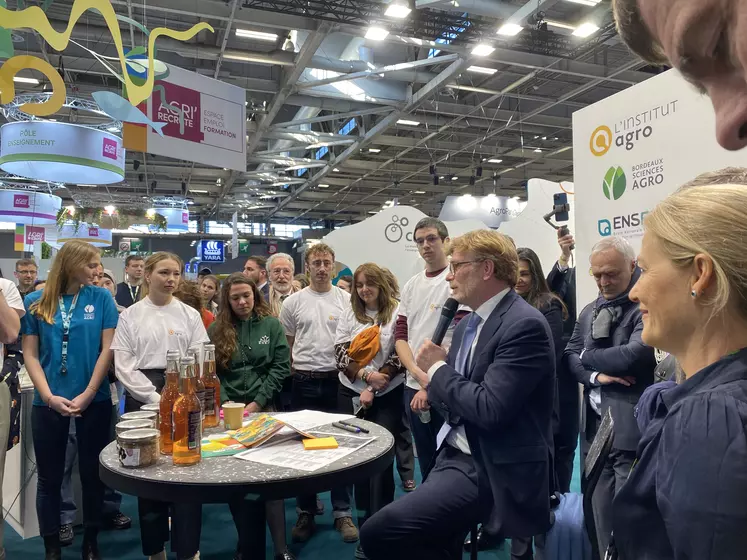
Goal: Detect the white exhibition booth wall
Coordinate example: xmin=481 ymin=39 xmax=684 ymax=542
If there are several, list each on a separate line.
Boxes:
xmin=322 ymin=178 xmax=575 ymax=289
xmin=572 ymin=69 xmax=747 ymax=306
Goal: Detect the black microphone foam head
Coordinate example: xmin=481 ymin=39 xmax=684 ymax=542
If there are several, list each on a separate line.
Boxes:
xmin=441 ymin=297 xmax=459 ymax=317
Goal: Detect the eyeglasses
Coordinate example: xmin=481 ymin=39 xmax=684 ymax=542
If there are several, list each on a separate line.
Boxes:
xmin=270 ymin=268 xmax=293 ymax=276
xmin=310 ymin=260 xmax=333 ymax=269
xmin=449 ymin=259 xmax=484 ymax=274
xmin=414 ymin=234 xmax=442 ymax=246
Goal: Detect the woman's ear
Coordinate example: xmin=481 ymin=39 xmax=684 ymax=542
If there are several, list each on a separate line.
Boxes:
xmin=690 ymin=253 xmax=714 ymax=298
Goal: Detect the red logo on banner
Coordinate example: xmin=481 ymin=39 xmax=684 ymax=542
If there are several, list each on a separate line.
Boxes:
xmin=102 ymin=138 xmax=118 ymax=160
xmin=268 ymin=243 xmax=278 ymax=255
xmin=13 ymin=194 xmax=29 ymax=208
xmin=182 ymin=211 xmax=189 ymax=224
xmin=25 ymin=226 xmax=45 ymax=244
xmin=153 ymin=81 xmax=204 ymax=142
xmin=88 ymin=227 xmax=99 ymax=237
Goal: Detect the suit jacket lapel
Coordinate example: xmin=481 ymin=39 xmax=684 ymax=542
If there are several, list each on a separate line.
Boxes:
xmin=467 ymin=290 xmax=518 ymax=379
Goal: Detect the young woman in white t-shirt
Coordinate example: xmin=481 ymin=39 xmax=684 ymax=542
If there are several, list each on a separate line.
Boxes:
xmin=334 ymin=263 xmax=404 ymax=557
xmin=110 ymin=252 xmax=208 ymax=560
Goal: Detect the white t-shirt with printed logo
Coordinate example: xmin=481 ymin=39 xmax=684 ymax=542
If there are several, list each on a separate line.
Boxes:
xmin=111 ymin=296 xmax=209 ymax=403
xmin=399 ymin=267 xmax=454 ymax=389
xmin=279 ymin=286 xmax=350 ymax=372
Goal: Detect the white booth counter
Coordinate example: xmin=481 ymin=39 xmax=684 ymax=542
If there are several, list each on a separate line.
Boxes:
xmin=2 ymin=369 xmax=95 ymax=539
xmin=2 ymin=368 xmax=39 ymax=538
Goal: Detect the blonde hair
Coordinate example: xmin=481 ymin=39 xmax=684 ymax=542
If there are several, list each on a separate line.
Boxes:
xmin=612 ymin=0 xmax=668 ymax=65
xmin=305 ymin=242 xmax=335 ymax=264
xmin=448 ymin=229 xmax=519 ymax=284
xmin=645 ymin=168 xmax=747 ymax=320
xmin=140 ymin=252 xmax=183 ymax=300
xmin=31 ymin=240 xmax=100 ymax=324
xmin=351 ymin=263 xmax=399 ymax=326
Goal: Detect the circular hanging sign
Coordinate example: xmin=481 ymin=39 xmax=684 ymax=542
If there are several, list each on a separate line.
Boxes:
xmin=0 ymin=190 xmax=62 ymax=225
xmin=57 ymin=222 xmax=113 ymax=247
xmin=155 ymin=207 xmax=189 ymax=232
xmin=0 ymin=121 xmax=125 ymax=185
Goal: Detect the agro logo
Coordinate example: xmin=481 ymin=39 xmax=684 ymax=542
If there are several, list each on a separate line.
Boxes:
xmin=13 ymin=194 xmax=30 ymax=208
xmin=102 ymin=138 xmax=118 ymax=160
xmin=385 ymin=215 xmax=411 ymax=243
xmin=589 ymin=125 xmax=612 ymax=157
xmin=602 ymin=166 xmax=626 ymax=200
xmin=84 ymin=304 xmax=95 ymax=320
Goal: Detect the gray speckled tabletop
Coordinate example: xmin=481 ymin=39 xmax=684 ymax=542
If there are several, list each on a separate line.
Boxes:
xmin=100 ymin=420 xmax=394 ymax=503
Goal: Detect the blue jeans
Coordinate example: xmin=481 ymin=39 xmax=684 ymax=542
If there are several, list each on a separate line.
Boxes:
xmin=60 ymin=405 xmax=122 ymax=525
xmin=403 ymin=385 xmax=444 ymax=480
xmin=32 ymin=400 xmax=111 ymax=536
xmin=292 ymin=373 xmax=352 ymax=519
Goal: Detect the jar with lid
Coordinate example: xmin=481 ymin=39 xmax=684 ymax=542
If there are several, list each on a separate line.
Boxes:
xmin=140 ymin=402 xmax=161 ymax=430
xmin=117 ymin=428 xmax=160 ymax=468
xmin=120 ymin=410 xmax=157 ymax=427
xmin=116 ymin=419 xmax=154 ymax=436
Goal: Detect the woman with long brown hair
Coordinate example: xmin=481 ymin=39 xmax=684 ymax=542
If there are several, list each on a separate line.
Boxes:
xmin=511 ymin=247 xmax=567 ymax=559
xmin=110 ymin=252 xmax=208 ymax=560
xmin=334 ymin=262 xmax=404 ymax=559
xmin=208 ymin=272 xmax=293 ymax=560
xmin=22 ymin=240 xmax=119 ymax=560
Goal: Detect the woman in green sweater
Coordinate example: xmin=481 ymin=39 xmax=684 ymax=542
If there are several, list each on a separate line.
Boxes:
xmin=208 ymin=273 xmax=293 ymax=560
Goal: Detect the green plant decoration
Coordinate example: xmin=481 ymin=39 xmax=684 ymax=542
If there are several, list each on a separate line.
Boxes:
xmin=41 ymin=241 xmax=52 ymax=259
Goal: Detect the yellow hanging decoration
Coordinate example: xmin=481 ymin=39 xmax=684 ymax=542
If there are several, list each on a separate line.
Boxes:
xmin=0 ymin=55 xmax=66 ymax=115
xmin=0 ymin=0 xmax=213 ymax=116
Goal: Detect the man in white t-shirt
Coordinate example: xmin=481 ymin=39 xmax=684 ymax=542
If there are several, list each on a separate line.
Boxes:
xmin=0 ymin=278 xmax=24 ymax=560
xmin=279 ymin=243 xmax=358 ymax=545
xmin=395 ymin=218 xmax=463 ymax=481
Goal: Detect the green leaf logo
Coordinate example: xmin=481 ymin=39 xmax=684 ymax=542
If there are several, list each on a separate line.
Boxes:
xmin=602 ymin=166 xmax=627 ymax=200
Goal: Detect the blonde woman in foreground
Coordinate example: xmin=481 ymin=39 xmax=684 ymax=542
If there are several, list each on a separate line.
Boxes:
xmin=612 ymin=168 xmax=747 ymax=559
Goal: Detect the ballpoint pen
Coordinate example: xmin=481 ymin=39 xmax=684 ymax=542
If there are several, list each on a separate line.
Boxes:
xmin=339 ymin=420 xmax=370 ymax=434
xmin=333 ymin=422 xmax=361 ymax=433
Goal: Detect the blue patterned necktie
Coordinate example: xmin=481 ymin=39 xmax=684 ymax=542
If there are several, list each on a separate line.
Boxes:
xmin=456 ymin=313 xmax=483 ymax=375
xmin=436 ymin=313 xmax=482 ymax=449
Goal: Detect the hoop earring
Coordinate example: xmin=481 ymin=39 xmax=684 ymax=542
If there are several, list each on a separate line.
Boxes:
xmin=691 ymin=290 xmax=697 ymax=298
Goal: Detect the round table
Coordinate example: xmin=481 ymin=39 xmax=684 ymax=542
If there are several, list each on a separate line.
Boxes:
xmin=99 ymin=420 xmax=394 ymax=503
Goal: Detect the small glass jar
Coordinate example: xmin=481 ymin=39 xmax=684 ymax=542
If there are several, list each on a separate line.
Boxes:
xmin=116 ymin=419 xmax=154 ymax=436
xmin=117 ymin=428 xmax=160 ymax=468
xmin=120 ymin=410 xmax=157 ymax=427
xmin=140 ymin=403 xmax=161 ymax=429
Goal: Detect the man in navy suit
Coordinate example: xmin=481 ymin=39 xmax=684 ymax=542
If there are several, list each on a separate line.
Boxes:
xmin=360 ymin=229 xmax=556 ymax=560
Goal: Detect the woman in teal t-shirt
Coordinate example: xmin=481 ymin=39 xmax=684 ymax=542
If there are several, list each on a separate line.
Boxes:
xmin=22 ymin=240 xmax=119 ymax=560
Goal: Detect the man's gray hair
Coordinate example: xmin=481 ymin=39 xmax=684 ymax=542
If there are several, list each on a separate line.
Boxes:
xmin=267 ymin=252 xmax=295 ymax=274
xmin=590 ymin=236 xmax=636 ymax=263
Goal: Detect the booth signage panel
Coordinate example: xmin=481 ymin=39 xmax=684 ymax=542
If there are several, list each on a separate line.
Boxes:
xmin=0 ymin=122 xmax=125 ymax=184
xmin=57 ymin=223 xmax=112 ymax=247
xmin=572 ymin=69 xmax=747 ymax=306
xmin=127 ymin=64 xmax=246 ymax=172
xmin=0 ymin=190 xmax=61 ymax=225
xmin=198 ymin=239 xmax=225 ymax=262
xmin=439 ymin=195 xmax=528 ymax=227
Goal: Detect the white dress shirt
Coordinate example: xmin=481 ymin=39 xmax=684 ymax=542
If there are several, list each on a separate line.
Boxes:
xmin=427 ymin=288 xmax=510 ymax=455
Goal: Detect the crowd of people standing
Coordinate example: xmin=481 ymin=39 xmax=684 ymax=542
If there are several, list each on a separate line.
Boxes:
xmin=3 ymin=159 xmax=747 ymax=559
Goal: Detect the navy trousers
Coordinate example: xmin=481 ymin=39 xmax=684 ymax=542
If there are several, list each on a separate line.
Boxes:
xmin=361 ymin=445 xmax=492 ymax=560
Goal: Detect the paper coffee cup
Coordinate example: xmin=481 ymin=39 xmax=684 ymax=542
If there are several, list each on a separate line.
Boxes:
xmin=222 ymin=402 xmax=245 ymax=430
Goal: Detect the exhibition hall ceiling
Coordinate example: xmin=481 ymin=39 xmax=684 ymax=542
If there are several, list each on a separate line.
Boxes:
xmin=0 ymin=0 xmax=660 ymax=226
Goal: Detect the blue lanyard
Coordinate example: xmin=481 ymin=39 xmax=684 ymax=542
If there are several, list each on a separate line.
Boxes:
xmin=58 ymin=292 xmax=79 ymax=376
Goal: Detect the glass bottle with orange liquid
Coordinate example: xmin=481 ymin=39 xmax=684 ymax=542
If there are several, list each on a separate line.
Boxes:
xmin=159 ymin=350 xmax=180 ymax=455
xmin=190 ymin=347 xmax=206 ymax=421
xmin=202 ymin=344 xmax=221 ymax=429
xmin=172 ymin=355 xmax=202 ymax=466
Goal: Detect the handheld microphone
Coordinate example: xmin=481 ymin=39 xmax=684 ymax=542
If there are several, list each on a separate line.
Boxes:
xmin=431 ymin=298 xmax=459 ymax=346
